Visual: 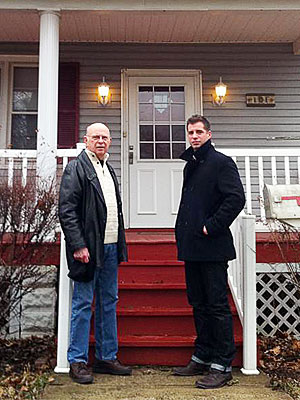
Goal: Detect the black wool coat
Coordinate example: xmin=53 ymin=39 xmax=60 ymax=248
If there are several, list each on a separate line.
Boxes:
xmin=59 ymin=150 xmax=127 ymax=282
xmin=175 ymin=140 xmax=246 ymax=262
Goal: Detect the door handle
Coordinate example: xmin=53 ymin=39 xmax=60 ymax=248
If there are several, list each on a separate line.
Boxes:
xmin=129 ymin=145 xmax=134 ymax=164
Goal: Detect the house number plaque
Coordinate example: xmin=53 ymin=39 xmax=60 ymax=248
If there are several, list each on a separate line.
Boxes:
xmin=246 ymin=93 xmax=275 ymax=107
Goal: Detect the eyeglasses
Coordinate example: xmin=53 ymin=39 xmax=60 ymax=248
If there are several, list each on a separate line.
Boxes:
xmin=86 ymin=135 xmax=110 ymax=142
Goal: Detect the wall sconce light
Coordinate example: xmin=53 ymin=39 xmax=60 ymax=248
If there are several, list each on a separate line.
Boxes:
xmin=213 ymin=77 xmax=227 ymax=106
xmin=97 ymin=77 xmax=111 ymax=106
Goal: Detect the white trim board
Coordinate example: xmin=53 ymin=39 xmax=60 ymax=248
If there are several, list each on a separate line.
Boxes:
xmin=256 ymin=263 xmax=297 ymax=273
xmin=2 ymin=1 xmax=300 ymax=11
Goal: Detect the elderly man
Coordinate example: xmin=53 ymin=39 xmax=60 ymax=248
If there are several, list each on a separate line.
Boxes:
xmin=59 ymin=123 xmax=131 ymax=384
xmin=174 ymin=115 xmax=245 ymax=389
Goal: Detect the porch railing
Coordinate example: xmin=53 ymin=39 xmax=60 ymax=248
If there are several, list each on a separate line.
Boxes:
xmin=0 ymin=146 xmax=299 ymax=221
xmin=222 ymin=148 xmax=300 ymax=221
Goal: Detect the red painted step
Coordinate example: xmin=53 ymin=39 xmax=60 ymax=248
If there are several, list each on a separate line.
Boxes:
xmin=118 ymin=282 xmax=238 ymax=310
xmin=89 ymin=334 xmax=243 ymax=367
xmin=126 ymin=231 xmax=177 ymax=261
xmin=119 ymin=260 xmax=185 ymax=284
xmin=117 ymin=307 xmax=242 ymax=337
xmin=118 ymin=335 xmax=243 ymax=367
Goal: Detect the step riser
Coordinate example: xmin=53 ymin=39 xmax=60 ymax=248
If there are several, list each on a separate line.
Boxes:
xmin=119 ymin=265 xmax=185 ymax=285
xmin=118 ymin=289 xmax=190 ymax=308
xmin=118 ymin=348 xmax=243 ymax=367
xmin=127 ymin=244 xmax=177 ymax=261
xmin=90 ymin=312 xmax=241 ymax=336
xmin=128 ymin=240 xmax=299 ymax=263
xmin=117 ymin=316 xmax=195 ymax=336
xmin=118 ymin=290 xmax=237 ymax=311
xmin=88 ymin=346 xmax=243 ymax=367
xmin=116 ymin=315 xmax=242 ymax=337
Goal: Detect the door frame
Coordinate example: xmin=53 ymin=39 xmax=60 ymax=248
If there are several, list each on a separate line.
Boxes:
xmin=121 ymin=68 xmax=203 ymax=229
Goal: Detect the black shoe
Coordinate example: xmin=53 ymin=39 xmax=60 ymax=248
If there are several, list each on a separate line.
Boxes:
xmin=69 ymin=362 xmax=94 ymax=384
xmin=173 ymin=360 xmax=210 ymax=376
xmin=93 ymin=359 xmax=132 ymax=375
xmin=195 ymin=369 xmax=232 ymax=389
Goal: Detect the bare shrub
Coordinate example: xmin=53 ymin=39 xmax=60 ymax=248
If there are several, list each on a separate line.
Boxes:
xmin=267 ymin=219 xmax=300 ymax=295
xmin=0 ymin=178 xmax=58 ymax=337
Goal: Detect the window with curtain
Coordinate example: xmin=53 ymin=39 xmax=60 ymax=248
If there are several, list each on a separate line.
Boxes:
xmin=9 ymin=63 xmax=79 ymax=150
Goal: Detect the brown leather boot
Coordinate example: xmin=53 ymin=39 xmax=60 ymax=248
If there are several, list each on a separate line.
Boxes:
xmin=195 ymin=369 xmax=232 ymax=389
xmin=93 ymin=359 xmax=132 ymax=375
xmin=69 ymin=362 xmax=94 ymax=384
xmin=173 ymin=360 xmax=210 ymax=376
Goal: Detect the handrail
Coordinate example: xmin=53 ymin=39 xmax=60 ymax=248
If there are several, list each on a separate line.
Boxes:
xmin=229 ymin=211 xmax=259 ymax=375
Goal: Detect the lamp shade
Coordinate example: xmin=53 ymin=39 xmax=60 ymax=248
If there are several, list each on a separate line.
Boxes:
xmin=215 ymin=78 xmax=227 ymax=98
xmin=98 ymin=83 xmax=109 ymax=98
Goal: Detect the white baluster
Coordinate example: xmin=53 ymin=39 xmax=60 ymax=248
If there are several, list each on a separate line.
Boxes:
xmin=258 ymin=156 xmax=265 ymax=221
xmin=8 ymin=157 xmax=14 ymax=187
xmin=245 ymin=156 xmax=252 ymax=214
xmin=22 ymin=157 xmax=28 ymax=187
xmin=271 ymin=156 xmax=277 ymax=185
xmin=284 ymin=156 xmax=290 ymax=184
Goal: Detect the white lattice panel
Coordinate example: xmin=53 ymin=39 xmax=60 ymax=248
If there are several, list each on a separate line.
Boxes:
xmin=256 ymin=273 xmax=300 ymax=338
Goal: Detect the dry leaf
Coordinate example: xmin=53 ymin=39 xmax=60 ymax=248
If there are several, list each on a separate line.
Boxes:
xmin=270 ymin=346 xmax=281 ymax=355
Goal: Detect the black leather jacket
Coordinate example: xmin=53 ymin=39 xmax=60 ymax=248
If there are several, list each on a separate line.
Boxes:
xmin=59 ymin=150 xmax=127 ymax=282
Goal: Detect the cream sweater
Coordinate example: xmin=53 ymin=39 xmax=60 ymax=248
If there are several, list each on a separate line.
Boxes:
xmin=85 ymin=149 xmax=118 ymax=244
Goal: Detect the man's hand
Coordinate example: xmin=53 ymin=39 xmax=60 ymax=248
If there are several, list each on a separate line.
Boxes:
xmin=73 ymin=247 xmax=90 ymax=263
xmin=203 ymin=225 xmax=208 ymax=235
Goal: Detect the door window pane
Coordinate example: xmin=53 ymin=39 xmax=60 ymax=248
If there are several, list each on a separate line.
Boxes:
xmin=171 ymin=86 xmax=184 ymax=102
xmin=154 ymin=87 xmax=169 ymax=103
xmin=171 ymin=104 xmax=185 ymax=121
xmin=155 ymin=104 xmax=170 ymax=121
xmin=139 ymin=104 xmax=153 ymax=121
xmin=139 ymin=86 xmax=153 ymax=103
xmin=155 ymin=125 xmax=169 ymax=141
xmin=172 ymin=125 xmax=185 ymax=141
xmin=156 ymin=143 xmax=170 ymax=159
xmin=140 ymin=143 xmax=154 ymax=159
xmin=172 ymin=143 xmax=186 ymax=159
xmin=11 ymin=115 xmax=37 ymax=149
xmin=140 ymin=125 xmax=153 ymax=141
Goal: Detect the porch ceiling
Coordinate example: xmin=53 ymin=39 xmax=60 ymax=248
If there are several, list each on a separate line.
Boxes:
xmin=1 ymin=10 xmax=300 ymax=46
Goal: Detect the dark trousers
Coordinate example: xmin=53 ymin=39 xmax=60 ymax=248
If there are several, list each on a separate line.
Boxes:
xmin=185 ymin=261 xmax=236 ymax=368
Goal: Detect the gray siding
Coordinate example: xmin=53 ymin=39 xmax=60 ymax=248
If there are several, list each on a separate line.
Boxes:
xmin=1 ymin=42 xmax=300 ymax=179
xmin=60 ymin=42 xmax=300 ymax=177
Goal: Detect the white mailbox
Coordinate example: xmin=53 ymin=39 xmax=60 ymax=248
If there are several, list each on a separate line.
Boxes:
xmin=263 ymin=184 xmax=300 ymax=227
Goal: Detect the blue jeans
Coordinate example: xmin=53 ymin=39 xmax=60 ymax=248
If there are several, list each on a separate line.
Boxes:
xmin=68 ymin=243 xmax=119 ymax=365
xmin=185 ymin=261 xmax=236 ymax=371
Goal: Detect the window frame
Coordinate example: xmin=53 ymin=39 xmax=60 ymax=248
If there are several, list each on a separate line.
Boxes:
xmin=8 ymin=62 xmax=39 ymax=149
xmin=0 ymin=55 xmax=38 ymax=149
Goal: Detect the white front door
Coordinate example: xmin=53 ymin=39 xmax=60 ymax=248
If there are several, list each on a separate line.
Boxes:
xmin=124 ymin=70 xmax=202 ymax=228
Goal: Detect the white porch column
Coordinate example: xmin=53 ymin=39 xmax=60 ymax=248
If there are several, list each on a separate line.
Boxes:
xmin=37 ymin=10 xmax=60 ymax=183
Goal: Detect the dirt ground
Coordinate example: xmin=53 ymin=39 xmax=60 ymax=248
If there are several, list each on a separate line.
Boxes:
xmin=42 ymin=367 xmax=292 ymax=400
